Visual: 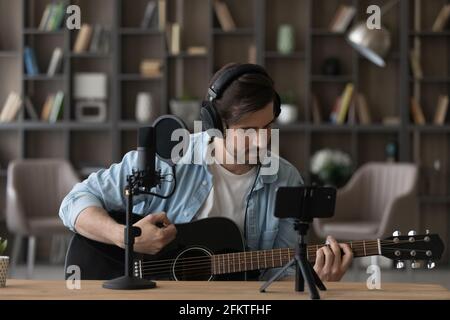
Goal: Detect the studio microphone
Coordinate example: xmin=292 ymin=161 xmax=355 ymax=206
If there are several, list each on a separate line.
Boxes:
xmin=137 ymin=126 xmax=158 ymax=191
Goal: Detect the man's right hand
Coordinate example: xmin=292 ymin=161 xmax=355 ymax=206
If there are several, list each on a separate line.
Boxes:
xmin=131 ymin=212 xmax=177 ymax=255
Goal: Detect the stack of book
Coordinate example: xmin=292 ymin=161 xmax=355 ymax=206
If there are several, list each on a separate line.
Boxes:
xmin=38 ymin=2 xmax=66 ymax=31
xmin=73 ymin=24 xmax=110 ymax=54
xmin=329 ymin=5 xmax=356 ymax=33
xmin=140 ymin=59 xmax=163 ymax=78
xmin=213 ymin=0 xmax=236 ymax=31
xmin=40 ymin=91 xmax=64 ymax=123
xmin=0 ymin=92 xmax=22 ymax=122
xmin=326 ymin=85 xmax=372 ymax=125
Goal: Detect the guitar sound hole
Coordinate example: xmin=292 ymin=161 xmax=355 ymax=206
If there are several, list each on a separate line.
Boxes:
xmin=173 ymin=247 xmax=213 ymax=281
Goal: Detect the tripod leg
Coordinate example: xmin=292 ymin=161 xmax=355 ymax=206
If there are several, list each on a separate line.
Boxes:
xmin=259 ymin=259 xmax=296 ymax=293
xmin=295 ymin=259 xmax=304 ymax=292
xmin=308 ymin=262 xmax=326 ymax=291
xmin=297 ymin=256 xmax=321 ymax=300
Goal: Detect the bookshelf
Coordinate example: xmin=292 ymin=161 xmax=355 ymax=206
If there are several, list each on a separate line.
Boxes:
xmin=0 ymin=0 xmax=449 ymax=263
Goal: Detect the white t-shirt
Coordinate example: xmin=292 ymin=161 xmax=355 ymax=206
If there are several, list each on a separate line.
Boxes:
xmin=194 ymin=163 xmax=257 ymax=235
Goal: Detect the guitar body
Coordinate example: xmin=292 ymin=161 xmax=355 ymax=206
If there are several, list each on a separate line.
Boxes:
xmin=65 ymin=211 xmax=258 ymax=281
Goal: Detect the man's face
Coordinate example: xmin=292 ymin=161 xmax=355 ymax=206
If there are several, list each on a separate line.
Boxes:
xmin=223 ymin=102 xmax=276 ymax=164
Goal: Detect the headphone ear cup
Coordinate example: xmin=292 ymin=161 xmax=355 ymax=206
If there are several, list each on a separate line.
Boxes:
xmin=200 ymin=101 xmax=224 ymax=134
xmin=274 ymin=92 xmax=281 ymax=118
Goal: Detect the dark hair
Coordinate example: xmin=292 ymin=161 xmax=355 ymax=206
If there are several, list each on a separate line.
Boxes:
xmin=207 ymin=63 xmax=276 ymax=126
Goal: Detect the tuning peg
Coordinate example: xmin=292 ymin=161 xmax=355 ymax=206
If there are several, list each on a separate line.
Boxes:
xmin=395 ymin=260 xmax=405 ymax=269
xmin=427 ymin=260 xmax=436 ymax=269
xmin=411 ymin=260 xmax=422 ymax=269
xmin=408 ymin=230 xmax=417 ymax=236
xmin=392 ymin=230 xmax=401 ymax=236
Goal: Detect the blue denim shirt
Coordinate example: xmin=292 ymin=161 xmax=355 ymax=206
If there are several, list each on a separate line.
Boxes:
xmin=59 ymin=131 xmax=304 ymax=277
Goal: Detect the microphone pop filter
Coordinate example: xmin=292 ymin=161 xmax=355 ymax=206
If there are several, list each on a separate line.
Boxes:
xmin=152 ymin=115 xmax=189 ymax=165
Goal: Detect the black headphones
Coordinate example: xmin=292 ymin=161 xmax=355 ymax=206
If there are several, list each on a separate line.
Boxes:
xmin=200 ymin=64 xmax=281 ymax=134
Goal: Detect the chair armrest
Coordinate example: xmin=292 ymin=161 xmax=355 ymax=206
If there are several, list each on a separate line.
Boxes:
xmin=377 ymin=192 xmax=420 ymax=239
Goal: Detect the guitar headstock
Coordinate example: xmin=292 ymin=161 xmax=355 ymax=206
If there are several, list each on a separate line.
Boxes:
xmin=381 ymin=230 xmax=444 ymax=269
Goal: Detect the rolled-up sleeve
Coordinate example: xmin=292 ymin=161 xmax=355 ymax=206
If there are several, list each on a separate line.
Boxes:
xmin=59 ymin=151 xmax=138 ymax=232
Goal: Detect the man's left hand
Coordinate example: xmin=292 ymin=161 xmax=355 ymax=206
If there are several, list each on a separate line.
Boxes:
xmin=313 ymin=236 xmax=353 ymax=282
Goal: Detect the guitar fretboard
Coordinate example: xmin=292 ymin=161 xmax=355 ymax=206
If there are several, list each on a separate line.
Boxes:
xmin=212 ymin=240 xmax=380 ymax=275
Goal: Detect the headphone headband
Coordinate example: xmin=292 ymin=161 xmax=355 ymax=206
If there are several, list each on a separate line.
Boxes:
xmin=207 ymin=64 xmax=270 ymax=101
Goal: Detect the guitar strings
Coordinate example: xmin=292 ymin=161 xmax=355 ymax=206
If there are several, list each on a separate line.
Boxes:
xmin=138 ymin=239 xmax=423 ymax=269
xmin=137 ymin=247 xmax=433 ymax=278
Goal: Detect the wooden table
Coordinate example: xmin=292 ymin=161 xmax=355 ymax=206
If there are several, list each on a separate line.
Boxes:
xmin=1 ymin=280 xmax=449 ymax=300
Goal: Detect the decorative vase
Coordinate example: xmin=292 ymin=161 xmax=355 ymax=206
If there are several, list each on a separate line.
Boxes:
xmin=135 ymin=92 xmax=154 ymax=123
xmin=277 ymin=24 xmax=295 ymax=54
xmin=0 ymin=256 xmax=9 ymax=288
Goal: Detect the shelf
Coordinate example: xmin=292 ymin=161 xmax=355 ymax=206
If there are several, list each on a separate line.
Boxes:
xmin=410 ymin=31 xmax=450 ymax=37
xmin=311 ymin=29 xmax=346 ymax=37
xmin=119 ymin=121 xmax=143 ymax=130
xmin=420 ymin=195 xmax=450 ymax=204
xmin=409 ymin=76 xmax=450 ymax=83
xmin=0 ymin=122 xmax=21 ymax=130
xmin=119 ymin=74 xmax=163 ymax=81
xmin=120 ymin=28 xmax=163 ymax=35
xmin=0 ymin=121 xmax=113 ymax=130
xmin=69 ymin=52 xmax=111 ymax=59
xmin=0 ymin=51 xmax=19 ymax=58
xmin=275 ymin=124 xmax=400 ymax=133
xmin=167 ymin=52 xmax=208 ymax=59
xmin=23 ymin=74 xmax=65 ymax=81
xmin=408 ymin=125 xmax=450 ymax=132
xmin=264 ymin=51 xmax=305 ymax=59
xmin=24 ymin=29 xmax=65 ymax=35
xmin=310 ymin=75 xmax=354 ymax=83
xmin=212 ymin=28 xmax=254 ymax=36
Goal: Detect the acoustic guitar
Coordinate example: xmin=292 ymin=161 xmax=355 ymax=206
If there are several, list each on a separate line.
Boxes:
xmin=65 ymin=211 xmax=444 ymax=281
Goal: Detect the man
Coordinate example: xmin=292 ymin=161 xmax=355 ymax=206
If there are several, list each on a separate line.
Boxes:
xmin=59 ymin=63 xmax=353 ymax=281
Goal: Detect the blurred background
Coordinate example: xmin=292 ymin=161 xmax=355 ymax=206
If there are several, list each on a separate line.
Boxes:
xmin=0 ymin=0 xmax=449 ymax=287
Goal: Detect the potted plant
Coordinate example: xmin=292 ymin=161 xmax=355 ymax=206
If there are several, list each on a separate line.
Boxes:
xmin=169 ymin=92 xmax=201 ymax=130
xmin=0 ymin=237 xmax=8 ymax=288
xmin=277 ymin=91 xmax=298 ymax=124
xmin=310 ymin=149 xmax=353 ymax=188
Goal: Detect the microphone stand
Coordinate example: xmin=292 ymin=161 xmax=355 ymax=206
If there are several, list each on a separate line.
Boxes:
xmin=103 ymin=170 xmax=157 ymax=290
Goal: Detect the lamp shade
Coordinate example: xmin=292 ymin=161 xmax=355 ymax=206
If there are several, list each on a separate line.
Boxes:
xmin=346 ymin=22 xmax=391 ymax=67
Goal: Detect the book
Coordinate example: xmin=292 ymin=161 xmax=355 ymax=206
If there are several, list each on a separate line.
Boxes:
xmin=356 ymin=93 xmax=372 ymax=125
xmin=311 ymin=94 xmax=322 ymax=124
xmin=38 ymin=4 xmax=53 ymax=30
xmin=73 ymin=24 xmax=93 ymax=53
xmin=432 ymin=4 xmax=450 ymax=32
xmin=158 ymin=0 xmax=166 ymax=31
xmin=329 ymin=96 xmax=341 ymax=123
xmin=141 ymin=1 xmax=157 ymax=29
xmin=336 ymin=83 xmax=355 ymax=124
xmin=347 ymin=99 xmax=356 ymax=125
xmin=330 ymin=5 xmax=356 ymax=32
xmin=433 ymin=95 xmax=449 ymax=125
xmin=170 ymin=23 xmax=181 ymax=55
xmin=89 ymin=24 xmax=103 ymax=53
xmin=49 ymin=91 xmax=64 ymax=123
xmin=40 ymin=95 xmax=55 ymax=121
xmin=187 ymin=46 xmax=207 ymax=56
xmin=140 ymin=59 xmax=163 ymax=77
xmin=410 ymin=97 xmax=426 ymax=125
xmin=24 ymin=47 xmax=39 ymax=76
xmin=213 ymin=0 xmax=236 ymax=31
xmin=410 ymin=50 xmax=423 ymax=79
xmin=24 ymin=97 xmax=39 ymax=120
xmin=47 ymin=47 xmax=63 ymax=76
xmin=248 ymin=44 xmax=257 ymax=64
xmin=0 ymin=92 xmax=22 ymax=122
xmin=383 ymin=117 xmax=401 ymax=126
xmin=46 ymin=2 xmax=65 ymax=31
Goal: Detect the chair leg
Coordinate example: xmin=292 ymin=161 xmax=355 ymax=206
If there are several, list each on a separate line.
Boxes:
xmin=27 ymin=236 xmax=36 ymax=279
xmin=10 ymin=235 xmax=23 ymax=276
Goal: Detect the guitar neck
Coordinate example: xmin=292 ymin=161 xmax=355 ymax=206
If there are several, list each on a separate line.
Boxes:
xmin=212 ymin=239 xmax=381 ymax=275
